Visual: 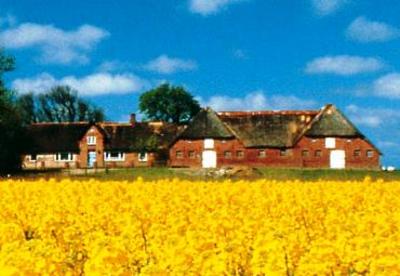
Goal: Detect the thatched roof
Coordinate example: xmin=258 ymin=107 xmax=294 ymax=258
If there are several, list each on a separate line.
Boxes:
xmin=178 ymin=108 xmax=234 ymax=139
xmin=176 ymin=108 xmax=318 ymax=147
xmin=26 ymin=123 xmax=91 ymax=153
xmin=219 ymin=112 xmax=317 ymax=148
xmin=305 ymin=105 xmax=361 ymax=137
xmin=101 ymin=122 xmax=178 ymax=151
xmin=25 ymin=121 xmax=179 ymax=154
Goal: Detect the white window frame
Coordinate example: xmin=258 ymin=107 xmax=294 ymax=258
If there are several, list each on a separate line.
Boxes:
xmin=55 ymin=153 xmax=74 ymax=162
xmin=204 ymin=139 xmax=214 ymax=149
xmin=138 ymin=152 xmax=148 ymax=162
xmin=104 ymin=152 xmax=125 ymax=161
xmin=87 ymin=136 xmax=97 ymax=145
xmin=325 ymin=137 xmax=336 ymax=149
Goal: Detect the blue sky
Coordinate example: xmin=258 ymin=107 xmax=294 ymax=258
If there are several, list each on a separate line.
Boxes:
xmin=1 ymin=0 xmax=400 ymax=166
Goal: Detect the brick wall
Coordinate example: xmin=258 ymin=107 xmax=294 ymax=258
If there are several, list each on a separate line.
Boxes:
xmin=79 ymin=126 xmax=106 ymax=168
xmin=295 ymin=137 xmax=380 ymax=169
xmin=169 ymin=137 xmax=380 ymax=169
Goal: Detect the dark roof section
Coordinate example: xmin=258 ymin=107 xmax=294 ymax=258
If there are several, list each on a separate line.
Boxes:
xmin=305 ymin=105 xmax=361 ymax=137
xmin=178 ymin=108 xmax=234 ymax=139
xmin=218 ymin=111 xmax=318 ymax=148
xmin=101 ymin=122 xmax=179 ymax=151
xmin=25 ymin=121 xmax=180 ymax=154
xmin=26 ymin=122 xmax=91 ymax=153
xmin=303 ymin=105 xmax=381 ymax=154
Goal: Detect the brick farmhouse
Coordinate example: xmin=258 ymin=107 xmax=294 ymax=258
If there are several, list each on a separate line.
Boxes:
xmin=22 ymin=104 xmax=381 ymax=170
xmin=169 ymin=104 xmax=381 ymax=169
xmin=22 ymin=115 xmax=178 ymax=170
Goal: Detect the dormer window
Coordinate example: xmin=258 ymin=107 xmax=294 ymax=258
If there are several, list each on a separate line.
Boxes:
xmin=87 ymin=136 xmax=96 ymax=145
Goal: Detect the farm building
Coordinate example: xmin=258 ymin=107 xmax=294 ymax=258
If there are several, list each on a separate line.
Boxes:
xmin=22 ymin=115 xmax=178 ymax=170
xmin=169 ymin=104 xmax=381 ymax=169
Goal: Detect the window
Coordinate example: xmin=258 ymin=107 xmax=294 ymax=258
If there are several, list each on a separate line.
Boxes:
xmin=354 ymin=150 xmax=361 ymax=157
xmin=236 ymin=151 xmax=244 ymax=158
xmin=258 ymin=150 xmax=266 ymax=158
xmin=280 ymin=149 xmax=292 ymax=157
xmin=29 ymin=154 xmax=37 ymax=161
xmin=224 ymin=151 xmax=232 ymax=159
xmin=302 ymin=150 xmax=309 ymax=157
xmin=204 ymin=139 xmax=214 ymax=149
xmin=104 ymin=152 xmax=125 ymax=161
xmin=55 ymin=153 xmax=74 ymax=162
xmin=176 ymin=151 xmax=183 ymax=159
xmin=138 ymin=152 xmax=148 ymax=162
xmin=315 ymin=150 xmax=322 ymax=157
xmin=366 ymin=150 xmax=374 ymax=158
xmin=188 ymin=151 xmax=196 ymax=159
xmin=325 ymin=138 xmax=336 ymax=149
xmin=87 ymin=136 xmax=96 ymax=145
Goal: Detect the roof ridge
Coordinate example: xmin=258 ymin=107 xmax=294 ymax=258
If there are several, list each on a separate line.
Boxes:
xmin=217 ymin=110 xmax=319 ymax=117
xmin=291 ymin=105 xmax=330 ymax=145
xmin=30 ymin=121 xmax=90 ymax=125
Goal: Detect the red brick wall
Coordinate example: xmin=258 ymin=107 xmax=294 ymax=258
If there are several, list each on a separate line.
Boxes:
xmin=79 ymin=126 xmax=106 ymax=168
xmin=78 ymin=127 xmax=155 ymax=168
xmin=296 ymin=137 xmax=380 ymax=169
xmin=169 ymin=137 xmax=380 ymax=169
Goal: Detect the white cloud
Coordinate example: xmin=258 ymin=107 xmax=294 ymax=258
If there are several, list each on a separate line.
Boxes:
xmin=373 ymin=73 xmax=400 ymax=98
xmin=0 ymin=23 xmax=109 ymax=65
xmin=189 ymin=0 xmax=245 ymax=15
xmin=199 ymin=90 xmax=317 ymax=111
xmin=12 ymin=72 xmax=148 ymax=96
xmin=346 ymin=17 xmax=400 ymax=43
xmin=311 ymin=0 xmax=347 ymax=16
xmin=144 ymin=55 xmax=197 ymax=74
xmin=346 ymin=104 xmax=400 ymax=127
xmin=305 ymin=55 xmax=384 ymax=76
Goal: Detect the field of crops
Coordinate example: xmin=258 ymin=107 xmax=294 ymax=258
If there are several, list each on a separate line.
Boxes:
xmin=0 ymin=178 xmax=399 ymax=275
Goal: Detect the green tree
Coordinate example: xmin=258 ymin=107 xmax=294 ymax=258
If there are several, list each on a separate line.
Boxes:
xmin=139 ymin=83 xmax=200 ymax=124
xmin=0 ymin=49 xmax=25 ymax=173
xmin=17 ymin=85 xmax=105 ymax=123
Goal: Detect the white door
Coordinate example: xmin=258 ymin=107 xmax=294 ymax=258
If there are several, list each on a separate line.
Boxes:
xmin=202 ymin=150 xmax=217 ymax=168
xmin=88 ymin=151 xmax=96 ymax=168
xmin=330 ymin=150 xmax=345 ymax=169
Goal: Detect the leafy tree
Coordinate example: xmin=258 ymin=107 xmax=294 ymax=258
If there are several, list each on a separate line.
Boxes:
xmin=0 ymin=49 xmax=25 ymax=173
xmin=17 ymin=85 xmax=105 ymax=123
xmin=139 ymin=83 xmax=200 ymax=124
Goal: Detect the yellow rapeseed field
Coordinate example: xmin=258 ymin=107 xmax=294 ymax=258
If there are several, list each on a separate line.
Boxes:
xmin=0 ymin=178 xmax=399 ymax=275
